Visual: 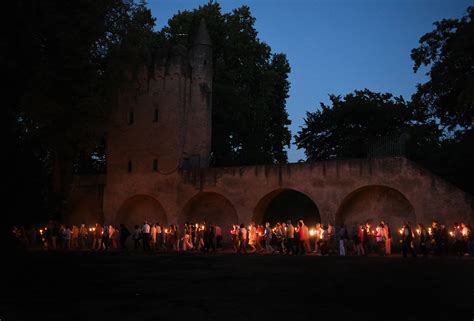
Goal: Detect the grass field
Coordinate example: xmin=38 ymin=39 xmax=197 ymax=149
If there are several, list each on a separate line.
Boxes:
xmin=2 ymin=251 xmax=473 ymax=321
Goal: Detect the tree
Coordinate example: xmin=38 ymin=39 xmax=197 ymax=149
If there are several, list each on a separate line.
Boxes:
xmin=410 ymin=6 xmax=474 ymax=194
xmin=411 ymin=6 xmax=474 ymax=133
xmin=294 ymin=89 xmax=438 ymax=161
xmin=5 ymin=0 xmax=156 ymax=222
xmin=157 ymin=2 xmax=292 ymax=166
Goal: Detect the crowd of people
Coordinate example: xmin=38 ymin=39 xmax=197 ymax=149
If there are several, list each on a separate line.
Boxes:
xmin=11 ymin=219 xmax=474 ymax=257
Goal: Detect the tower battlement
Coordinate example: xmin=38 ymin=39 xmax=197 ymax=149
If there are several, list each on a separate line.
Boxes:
xmin=106 ymin=19 xmax=213 ymax=181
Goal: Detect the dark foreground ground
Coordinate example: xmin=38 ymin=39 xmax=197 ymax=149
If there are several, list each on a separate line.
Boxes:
xmin=1 ymin=251 xmax=473 ymax=321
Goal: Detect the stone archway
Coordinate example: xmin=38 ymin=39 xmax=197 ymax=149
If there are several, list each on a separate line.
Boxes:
xmin=180 ymin=192 xmax=238 ymax=235
xmin=116 ymin=195 xmax=168 ymax=230
xmin=253 ymin=189 xmax=321 ymax=226
xmin=336 ymin=185 xmax=415 ymax=230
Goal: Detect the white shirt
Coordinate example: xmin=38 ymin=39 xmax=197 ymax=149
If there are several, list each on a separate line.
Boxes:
xmin=240 ymin=228 xmax=247 ymax=240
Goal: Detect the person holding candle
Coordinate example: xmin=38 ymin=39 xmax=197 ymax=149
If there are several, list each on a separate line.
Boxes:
xmin=320 ymin=224 xmax=329 ymax=256
xmin=248 ymin=223 xmax=257 ymax=253
xmin=313 ymin=223 xmax=321 ymax=254
xmin=375 ymin=223 xmax=385 ymax=256
xmin=79 ymin=224 xmax=88 ymax=249
xmin=355 ymin=224 xmax=366 ymax=256
xmin=453 ymin=223 xmax=464 ymax=256
xmin=286 ymin=220 xmax=295 ymax=255
xmin=382 ymin=221 xmax=392 ymax=256
xmin=92 ymin=223 xmax=102 ymax=251
xmin=101 ymin=224 xmax=109 ymax=251
xmin=274 ymin=222 xmax=285 ymax=253
xmin=155 ymin=223 xmax=163 ymax=251
xmin=230 ymin=224 xmax=239 ymax=252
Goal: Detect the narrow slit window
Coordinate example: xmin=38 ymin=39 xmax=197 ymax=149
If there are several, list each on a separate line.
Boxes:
xmin=127 ymin=160 xmax=132 ymax=173
xmin=153 ymin=159 xmax=158 ymax=172
xmin=128 ymin=111 xmax=134 ymax=125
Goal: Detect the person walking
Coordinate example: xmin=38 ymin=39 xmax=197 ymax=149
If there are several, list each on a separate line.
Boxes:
xmin=238 ymin=224 xmax=248 ymax=254
xmin=313 ymin=223 xmax=321 ymax=254
xmin=338 ymin=224 xmax=348 ymax=256
xmin=264 ymin=222 xmax=274 ymax=253
xmin=286 ymin=220 xmax=295 ymax=255
xmin=79 ymin=224 xmax=88 ymax=249
xmin=119 ymin=224 xmax=130 ymax=250
xmin=142 ymin=221 xmax=151 ymax=251
xmin=417 ymin=223 xmax=428 ymax=256
xmin=215 ymin=225 xmax=223 ymax=249
xmin=375 ymin=223 xmax=385 ymax=256
xmin=101 ymin=224 xmax=109 ymax=251
xmin=248 ymin=223 xmax=257 ymax=253
xmin=402 ymin=222 xmax=416 ymax=258
xmin=132 ymin=225 xmax=141 ymax=250
xmin=92 ymin=223 xmax=102 ymax=250
xmin=382 ymin=221 xmax=392 ymax=256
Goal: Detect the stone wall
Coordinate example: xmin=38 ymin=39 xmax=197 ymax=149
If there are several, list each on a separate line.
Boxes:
xmin=63 ymin=157 xmax=472 ymax=232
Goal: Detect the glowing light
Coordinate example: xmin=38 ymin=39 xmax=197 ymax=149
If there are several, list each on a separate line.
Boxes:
xmin=416 ymin=229 xmax=421 ymax=235
xmin=449 ymin=231 xmax=454 ymax=237
xmin=309 ymin=229 xmax=316 ymax=237
xmin=428 ymin=227 xmax=432 ymax=236
xmin=39 ymin=229 xmax=43 ymax=235
xmin=399 ymin=228 xmax=404 ymax=235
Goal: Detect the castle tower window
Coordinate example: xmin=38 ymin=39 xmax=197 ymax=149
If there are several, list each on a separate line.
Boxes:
xmin=153 ymin=159 xmax=158 ymax=172
xmin=128 ymin=111 xmax=134 ymax=125
xmin=127 ymin=160 xmax=132 ymax=173
xmin=153 ymin=108 xmax=159 ymax=122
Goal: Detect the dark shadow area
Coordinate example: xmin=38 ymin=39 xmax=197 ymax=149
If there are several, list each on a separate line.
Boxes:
xmin=255 ymin=189 xmax=320 ymax=226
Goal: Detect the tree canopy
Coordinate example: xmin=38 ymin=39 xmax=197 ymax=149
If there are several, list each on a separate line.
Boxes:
xmin=294 ymin=89 xmax=440 ymax=161
xmin=411 ymin=6 xmax=474 ymax=134
xmin=157 ymin=2 xmax=292 ymax=166
xmin=6 ymin=0 xmax=156 ymax=222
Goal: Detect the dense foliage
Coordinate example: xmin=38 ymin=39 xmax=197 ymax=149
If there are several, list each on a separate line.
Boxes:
xmin=157 ymin=2 xmax=292 ymax=166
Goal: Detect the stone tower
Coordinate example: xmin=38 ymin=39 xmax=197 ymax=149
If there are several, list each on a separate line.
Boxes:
xmin=183 ymin=18 xmax=213 ymax=169
xmin=106 ymin=19 xmax=213 ymax=185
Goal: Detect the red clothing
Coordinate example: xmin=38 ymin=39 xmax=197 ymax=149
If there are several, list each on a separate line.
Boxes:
xmin=299 ymin=226 xmax=306 ymax=240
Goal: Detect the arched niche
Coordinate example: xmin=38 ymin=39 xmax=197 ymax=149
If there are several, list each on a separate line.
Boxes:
xmin=253 ymin=189 xmax=321 ymax=226
xmin=116 ymin=195 xmax=168 ymax=230
xmin=336 ymin=185 xmax=415 ymax=230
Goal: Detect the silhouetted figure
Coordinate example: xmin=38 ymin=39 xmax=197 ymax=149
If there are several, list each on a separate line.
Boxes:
xmin=119 ymin=224 xmax=130 ymax=250
xmin=402 ymin=223 xmax=416 ymax=258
